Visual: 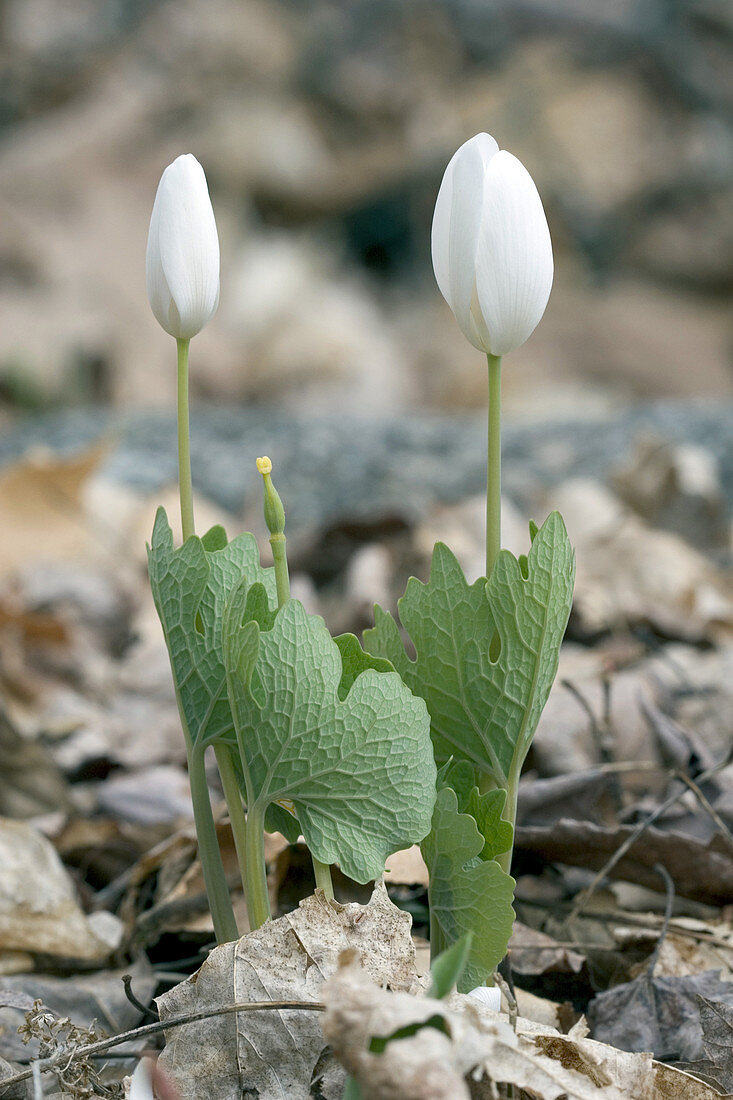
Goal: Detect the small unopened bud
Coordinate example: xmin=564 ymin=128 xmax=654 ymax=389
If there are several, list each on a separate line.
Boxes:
xmin=257 ymin=456 xmax=285 ymax=537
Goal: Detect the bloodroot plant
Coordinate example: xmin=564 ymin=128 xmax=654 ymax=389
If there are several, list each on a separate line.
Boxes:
xmin=366 ymin=134 xmax=575 ymax=994
xmin=143 ymin=139 xmax=574 ymax=1005
xmin=145 ymin=155 xmax=436 ymax=943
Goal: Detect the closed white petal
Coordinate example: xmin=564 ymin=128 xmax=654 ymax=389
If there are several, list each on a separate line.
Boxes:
xmin=146 ymin=154 xmax=220 ymax=339
xmin=129 ymin=1059 xmax=154 ymax=1100
xmin=474 ymin=151 xmax=553 ymax=356
xmin=145 ymin=184 xmax=176 ymax=335
xmin=468 ymin=985 xmax=502 ymax=1011
xmin=431 ymin=133 xmax=498 ymax=349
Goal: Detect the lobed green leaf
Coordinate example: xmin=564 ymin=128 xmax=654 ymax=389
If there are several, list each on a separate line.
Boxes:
xmin=364 ymin=512 xmax=575 ymax=789
xmin=422 ymin=786 xmax=515 ymax=992
xmin=147 ymin=508 xmax=278 ymax=751
xmin=224 ymin=599 xmax=437 ymax=883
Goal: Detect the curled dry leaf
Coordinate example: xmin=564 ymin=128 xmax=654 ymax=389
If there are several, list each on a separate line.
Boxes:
xmin=323 ymin=956 xmax=731 ymax=1100
xmin=514 ymin=818 xmax=733 ymax=906
xmin=157 ymin=882 xmax=421 ymax=1100
xmin=0 ymin=818 xmax=115 ymax=962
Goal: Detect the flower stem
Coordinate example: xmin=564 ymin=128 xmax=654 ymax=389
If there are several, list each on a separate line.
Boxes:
xmin=486 ymin=354 xmax=502 ymax=579
xmin=243 ymin=802 xmax=271 ymax=929
xmin=214 ymin=742 xmax=249 ymax=899
xmin=188 ymin=743 xmax=239 ymax=943
xmin=177 ymin=337 xmax=195 ymax=542
xmin=257 ymin=457 xmax=336 ymax=904
xmin=496 ymin=764 xmax=520 ymax=878
xmin=174 ymin=335 xmax=237 ymax=942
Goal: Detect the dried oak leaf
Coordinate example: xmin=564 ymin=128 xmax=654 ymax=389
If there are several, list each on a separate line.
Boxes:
xmin=157 ymin=882 xmax=421 ymax=1100
xmin=323 ymin=955 xmax=693 ymax=1100
xmin=514 ymin=819 xmax=733 ymax=906
xmin=676 ymin=995 xmax=733 ymax=1093
xmin=588 ymin=969 xmax=733 ymax=1060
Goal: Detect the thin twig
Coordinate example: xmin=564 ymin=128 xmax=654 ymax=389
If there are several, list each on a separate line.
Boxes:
xmin=562 ymin=755 xmax=733 ymax=928
xmin=673 ymin=770 xmax=733 ymax=846
xmin=519 ymin=896 xmax=733 ymax=951
xmin=0 ymin=1000 xmax=325 ymax=1093
xmin=122 ymin=974 xmax=158 ymax=1023
xmin=646 ymin=863 xmax=675 ymax=979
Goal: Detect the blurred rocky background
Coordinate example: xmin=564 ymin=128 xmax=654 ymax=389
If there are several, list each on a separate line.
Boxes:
xmin=0 ymin=0 xmax=730 ymax=419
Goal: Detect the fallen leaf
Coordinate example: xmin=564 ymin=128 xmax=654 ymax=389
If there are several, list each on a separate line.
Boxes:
xmin=0 ymin=817 xmax=116 ymax=961
xmin=553 ymin=478 xmax=733 ymax=641
xmin=157 ymin=882 xmax=421 ymax=1100
xmin=0 ymin=957 xmax=155 ymax=1062
xmin=676 ymin=996 xmax=733 ymax=1092
xmin=515 ymin=818 xmax=733 ymax=905
xmin=0 ymin=444 xmax=107 ymax=576
xmin=588 ymin=969 xmax=733 ymax=1060
xmin=509 ymin=921 xmax=586 ymax=977
xmin=322 ymin=954 xmax=721 ymax=1098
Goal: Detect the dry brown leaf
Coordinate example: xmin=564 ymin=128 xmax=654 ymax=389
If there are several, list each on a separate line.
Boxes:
xmin=0 ymin=817 xmax=115 ymax=961
xmin=157 ymin=881 xmax=421 ymax=1100
xmin=0 ymin=443 xmax=107 ymax=576
xmin=553 ymin=479 xmax=733 ymax=641
xmin=515 ymin=818 xmax=733 ymax=905
xmin=509 ymin=921 xmax=586 ymax=977
xmin=324 ymin=956 xmax=733 ymax=1099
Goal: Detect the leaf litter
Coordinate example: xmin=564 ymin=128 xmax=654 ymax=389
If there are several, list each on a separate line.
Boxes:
xmin=2 ymin=452 xmax=733 ymax=1096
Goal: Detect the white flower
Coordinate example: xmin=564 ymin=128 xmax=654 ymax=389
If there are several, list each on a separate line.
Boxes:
xmin=468 ymin=985 xmax=502 ymax=1011
xmin=128 ymin=1059 xmax=154 ymax=1099
xmin=146 ymin=154 xmax=220 ymax=339
xmin=431 ymin=133 xmax=553 ymax=356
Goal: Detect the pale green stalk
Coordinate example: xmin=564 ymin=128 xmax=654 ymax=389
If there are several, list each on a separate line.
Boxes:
xmin=176 ymin=338 xmax=195 ymax=541
xmin=214 ymin=743 xmax=249 ymax=896
xmin=486 ymin=353 xmax=502 ymax=579
xmin=258 ymin=458 xmax=335 ymax=903
xmin=176 ymin=335 xmax=238 ymax=943
xmin=243 ymin=801 xmax=271 ymax=930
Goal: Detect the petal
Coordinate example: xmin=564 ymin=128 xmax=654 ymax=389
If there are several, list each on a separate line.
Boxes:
xmin=474 ymin=151 xmax=553 ymax=356
xmin=431 ymin=133 xmax=499 ymax=349
xmin=154 ymin=154 xmax=220 ymax=339
xmin=468 ymin=985 xmax=502 ymax=1011
xmin=129 ymin=1059 xmax=154 ymax=1100
xmin=145 ymin=182 xmax=176 ymax=336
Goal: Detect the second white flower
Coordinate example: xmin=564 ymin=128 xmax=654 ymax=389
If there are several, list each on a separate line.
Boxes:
xmin=431 ymin=133 xmax=553 ymax=357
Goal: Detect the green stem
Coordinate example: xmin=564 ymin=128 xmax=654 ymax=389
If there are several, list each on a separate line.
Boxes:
xmin=188 ymin=745 xmax=239 ymax=943
xmin=312 ymin=858 xmax=335 ymax=900
xmin=177 ymin=337 xmax=195 ymax=542
xmin=243 ymin=803 xmax=271 ymax=929
xmin=429 ymin=899 xmax=446 ymax=962
xmin=214 ymin=742 xmax=248 ymax=901
xmin=486 ymin=354 xmax=502 ymax=579
xmin=174 ymin=335 xmax=237 ymax=942
xmin=268 ymin=523 xmax=336 ymax=903
xmin=496 ymin=764 xmax=520 ymax=878
xmin=270 ymin=534 xmax=290 ymax=609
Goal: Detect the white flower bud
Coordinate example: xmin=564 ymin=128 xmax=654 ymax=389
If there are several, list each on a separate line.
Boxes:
xmin=146 ymin=154 xmax=220 ymax=339
xmin=431 ymin=133 xmax=553 ymax=356
xmin=468 ymin=984 xmax=502 ymax=1011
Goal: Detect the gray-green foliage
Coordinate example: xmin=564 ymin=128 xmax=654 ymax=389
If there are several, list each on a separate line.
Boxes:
xmin=422 ymin=786 xmax=515 ymax=993
xmin=365 ymin=512 xmax=574 ymax=983
xmin=223 ymin=597 xmax=437 ymax=883
xmin=147 ymin=508 xmax=278 ymax=752
xmin=364 ymin=511 xmax=575 ymax=792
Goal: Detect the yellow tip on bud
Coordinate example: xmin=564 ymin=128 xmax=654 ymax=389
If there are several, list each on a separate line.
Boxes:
xmin=256 ymin=456 xmax=272 ymax=475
